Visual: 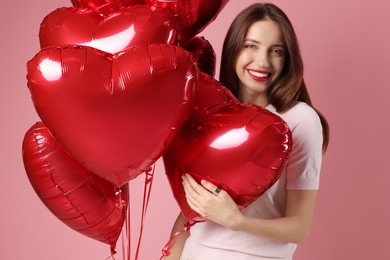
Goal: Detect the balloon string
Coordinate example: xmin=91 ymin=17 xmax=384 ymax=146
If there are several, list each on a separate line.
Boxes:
xmin=125 ymin=189 xmax=131 ymax=260
xmin=134 ymin=164 xmax=155 ymax=259
xmin=105 ymin=253 xmax=116 ymax=260
xmin=105 ymin=184 xmax=130 ymax=260
xmin=159 ymin=222 xmax=192 ymax=259
xmin=118 ymin=187 xmax=131 ymax=260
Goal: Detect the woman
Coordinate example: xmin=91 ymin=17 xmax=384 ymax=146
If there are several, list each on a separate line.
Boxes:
xmin=166 ymin=3 xmax=330 ymax=259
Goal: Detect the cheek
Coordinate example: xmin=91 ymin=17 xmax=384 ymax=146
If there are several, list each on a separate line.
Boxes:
xmin=234 ymin=58 xmax=243 ymax=75
xmin=234 ymin=60 xmax=239 ymax=73
xmin=235 ymin=51 xmax=249 ymax=69
xmin=274 ymin=59 xmax=285 ymax=75
xmin=235 ymin=56 xmax=242 ymax=70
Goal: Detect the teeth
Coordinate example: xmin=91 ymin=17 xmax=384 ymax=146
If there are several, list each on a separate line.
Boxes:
xmin=249 ymin=70 xmax=269 ymax=78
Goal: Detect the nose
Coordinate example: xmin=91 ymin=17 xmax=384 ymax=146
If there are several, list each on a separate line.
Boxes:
xmin=254 ymin=50 xmax=270 ymax=67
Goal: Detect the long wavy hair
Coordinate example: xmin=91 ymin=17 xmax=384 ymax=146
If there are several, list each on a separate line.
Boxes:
xmin=220 ymin=3 xmax=329 ymax=151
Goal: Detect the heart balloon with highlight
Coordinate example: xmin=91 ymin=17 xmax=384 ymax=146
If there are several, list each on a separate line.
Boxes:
xmin=163 ymin=73 xmax=293 ymax=223
xmin=183 ymin=36 xmax=216 ymax=77
xmin=146 ymin=0 xmax=230 ymax=42
xmin=39 ymin=6 xmax=178 ymax=54
xmin=71 ymin=0 xmax=145 ymax=16
xmin=27 ymin=44 xmax=197 ymax=187
xmin=22 ymin=122 xmax=128 ymax=254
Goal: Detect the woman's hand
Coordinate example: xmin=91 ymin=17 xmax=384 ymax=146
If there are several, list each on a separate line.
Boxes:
xmin=182 ymin=174 xmax=318 ymax=243
xmin=182 ymin=174 xmax=243 ymax=229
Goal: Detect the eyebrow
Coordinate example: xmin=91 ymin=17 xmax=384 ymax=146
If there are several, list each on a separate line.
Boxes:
xmin=244 ymin=39 xmax=284 ymax=47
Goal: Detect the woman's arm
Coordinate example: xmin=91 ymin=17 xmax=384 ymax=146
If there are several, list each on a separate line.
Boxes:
xmin=231 ymin=189 xmax=317 ymax=243
xmin=163 ymin=213 xmax=190 ymax=260
xmin=183 ymin=174 xmax=317 ymax=244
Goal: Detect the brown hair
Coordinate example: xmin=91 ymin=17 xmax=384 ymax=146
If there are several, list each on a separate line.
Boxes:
xmin=220 ymin=3 xmax=329 ymax=151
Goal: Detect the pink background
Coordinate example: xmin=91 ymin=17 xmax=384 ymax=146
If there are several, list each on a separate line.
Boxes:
xmin=1 ymin=0 xmax=390 ymax=259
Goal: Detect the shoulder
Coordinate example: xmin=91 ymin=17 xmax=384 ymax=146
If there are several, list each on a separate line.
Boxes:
xmin=267 ymin=102 xmax=323 ymax=154
xmin=267 ymin=102 xmax=322 ymax=134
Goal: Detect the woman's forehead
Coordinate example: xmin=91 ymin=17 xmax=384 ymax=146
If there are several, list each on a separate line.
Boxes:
xmin=244 ymin=19 xmax=284 ymax=45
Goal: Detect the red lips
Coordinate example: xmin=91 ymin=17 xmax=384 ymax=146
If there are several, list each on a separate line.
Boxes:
xmin=247 ymin=69 xmax=272 ymax=82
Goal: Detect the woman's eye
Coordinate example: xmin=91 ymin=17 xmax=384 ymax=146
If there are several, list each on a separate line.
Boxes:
xmin=244 ymin=44 xmax=255 ymax=49
xmin=271 ymin=48 xmax=285 ymax=56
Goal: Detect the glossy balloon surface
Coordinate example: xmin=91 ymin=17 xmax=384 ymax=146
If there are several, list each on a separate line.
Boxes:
xmin=27 ymin=44 xmax=198 ymax=186
xmin=71 ymin=0 xmax=145 ymax=15
xmin=183 ymin=36 xmax=216 ymax=77
xmin=22 ymin=122 xmax=128 ymax=252
xmin=146 ymin=0 xmax=230 ymax=41
xmin=40 ymin=6 xmax=178 ymax=54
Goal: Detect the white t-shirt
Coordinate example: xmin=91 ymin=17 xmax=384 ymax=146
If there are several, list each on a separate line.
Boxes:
xmin=187 ymin=102 xmax=324 ymax=258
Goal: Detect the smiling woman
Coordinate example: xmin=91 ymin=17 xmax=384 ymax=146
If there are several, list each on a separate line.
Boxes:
xmin=235 ymin=19 xmax=286 ymax=107
xmin=165 ymin=3 xmax=329 ymax=260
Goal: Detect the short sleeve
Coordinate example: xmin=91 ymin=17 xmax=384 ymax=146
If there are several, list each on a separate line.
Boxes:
xmin=281 ymin=103 xmax=323 ymax=190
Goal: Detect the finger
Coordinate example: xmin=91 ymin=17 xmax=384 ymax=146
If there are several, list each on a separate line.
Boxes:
xmin=182 ymin=174 xmax=202 ymax=198
xmin=183 ymin=174 xmax=210 ymax=196
xmin=200 ymin=179 xmax=222 ymax=197
xmin=185 ymin=192 xmax=204 ymax=216
xmin=187 ymin=199 xmax=205 ymax=217
xmin=184 ymin=186 xmax=207 ymax=217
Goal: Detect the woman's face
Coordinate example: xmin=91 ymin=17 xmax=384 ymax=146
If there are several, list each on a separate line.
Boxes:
xmin=235 ymin=19 xmax=285 ymax=106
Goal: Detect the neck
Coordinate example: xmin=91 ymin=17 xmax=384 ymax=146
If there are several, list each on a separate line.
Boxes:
xmin=238 ymin=91 xmax=268 ymax=107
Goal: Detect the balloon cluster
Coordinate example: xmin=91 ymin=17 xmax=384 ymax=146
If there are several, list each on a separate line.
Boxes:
xmin=23 ymin=0 xmax=292 ymax=255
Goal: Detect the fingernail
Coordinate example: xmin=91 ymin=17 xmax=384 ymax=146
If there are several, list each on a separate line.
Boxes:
xmin=201 ymin=180 xmax=207 ymax=185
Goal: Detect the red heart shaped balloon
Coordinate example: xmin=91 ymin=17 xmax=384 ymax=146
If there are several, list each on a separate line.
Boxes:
xmin=27 ymin=44 xmax=197 ymax=187
xmin=22 ymin=122 xmax=128 ymax=253
xmin=146 ymin=0 xmax=230 ymax=42
xmin=163 ymin=73 xmax=292 ymax=223
xmin=39 ymin=6 xmax=178 ymax=54
xmin=183 ymin=36 xmax=216 ymax=77
xmin=71 ymin=0 xmax=145 ymax=16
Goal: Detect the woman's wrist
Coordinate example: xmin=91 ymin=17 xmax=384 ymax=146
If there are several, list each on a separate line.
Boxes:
xmin=227 ymin=211 xmax=246 ymax=231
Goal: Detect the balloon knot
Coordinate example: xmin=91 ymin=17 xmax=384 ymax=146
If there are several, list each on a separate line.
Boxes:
xmin=184 ymin=224 xmax=191 ymax=232
xmin=162 ymin=249 xmax=171 ymax=256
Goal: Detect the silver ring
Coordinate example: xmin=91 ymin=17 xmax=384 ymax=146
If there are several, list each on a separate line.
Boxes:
xmin=214 ymin=187 xmax=221 ymax=196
